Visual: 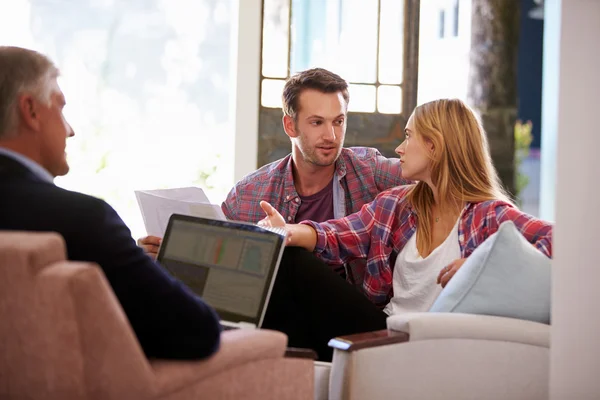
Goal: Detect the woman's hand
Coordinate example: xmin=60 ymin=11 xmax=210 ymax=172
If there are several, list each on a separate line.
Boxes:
xmin=258 ymin=201 xmax=286 ymax=228
xmin=437 ymin=258 xmax=467 ymax=288
xmin=258 ymin=200 xmax=317 ymax=250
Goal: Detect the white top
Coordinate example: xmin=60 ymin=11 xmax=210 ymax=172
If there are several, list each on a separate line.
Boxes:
xmin=384 ymin=218 xmax=461 ymax=316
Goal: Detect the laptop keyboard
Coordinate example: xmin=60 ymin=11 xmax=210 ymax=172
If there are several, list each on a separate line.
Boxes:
xmin=260 ymin=226 xmax=287 ymax=237
xmin=221 ymin=324 xmax=239 ymax=331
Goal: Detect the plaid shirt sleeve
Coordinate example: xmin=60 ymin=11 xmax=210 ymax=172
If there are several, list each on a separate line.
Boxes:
xmin=302 ymin=187 xmax=414 ymax=306
xmin=465 ymin=201 xmax=553 ymax=258
xmin=491 ymin=203 xmax=553 ymax=257
xmin=220 ymin=157 xmax=293 ymax=224
xmin=302 ymin=200 xmax=378 ymax=266
xmin=221 ymin=187 xmax=239 ymax=221
xmin=220 ymin=172 xmax=277 ymax=223
xmin=373 ymin=152 xmax=413 ymax=190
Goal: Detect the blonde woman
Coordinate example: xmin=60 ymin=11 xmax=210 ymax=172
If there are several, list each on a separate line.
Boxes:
xmin=259 ymin=98 xmax=552 ymax=361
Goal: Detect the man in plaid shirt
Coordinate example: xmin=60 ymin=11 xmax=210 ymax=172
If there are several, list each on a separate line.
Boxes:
xmin=221 ymin=68 xmax=410 ymax=279
xmin=138 ymin=68 xmax=411 ymax=269
xmin=222 ymin=68 xmax=410 ymax=226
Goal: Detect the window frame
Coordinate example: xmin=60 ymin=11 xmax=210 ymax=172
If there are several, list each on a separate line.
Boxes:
xmin=256 ymin=0 xmax=420 ymax=165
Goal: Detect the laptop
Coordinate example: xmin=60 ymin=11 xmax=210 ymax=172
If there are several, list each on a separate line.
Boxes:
xmin=156 ymin=213 xmax=287 ymax=330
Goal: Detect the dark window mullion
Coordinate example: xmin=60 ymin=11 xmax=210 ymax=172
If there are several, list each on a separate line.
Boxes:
xmin=375 ymin=0 xmax=382 ymax=111
xmin=286 ymin=0 xmax=292 ymax=76
xmin=259 ymin=0 xmax=265 ymax=108
xmin=280 ymin=0 xmax=402 ymax=114
xmin=347 ymin=82 xmax=402 ymax=88
xmin=259 ymin=77 xmax=287 ymax=83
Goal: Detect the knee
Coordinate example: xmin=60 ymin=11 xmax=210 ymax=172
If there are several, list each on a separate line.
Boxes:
xmin=280 ymin=246 xmax=316 ymax=268
xmin=270 ymin=248 xmax=308 ymax=295
xmin=279 ymin=247 xmax=302 ymax=273
xmin=282 ymin=246 xmax=311 ymax=259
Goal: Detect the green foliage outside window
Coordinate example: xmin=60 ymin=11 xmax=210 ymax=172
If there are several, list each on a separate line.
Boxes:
xmin=514 ymin=120 xmax=534 ymax=206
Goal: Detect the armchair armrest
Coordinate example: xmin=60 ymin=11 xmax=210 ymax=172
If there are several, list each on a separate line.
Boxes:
xmin=328 ymin=329 xmax=409 ymax=352
xmin=285 ymin=347 xmax=317 ymax=359
xmin=151 ymin=329 xmax=289 ymax=394
xmin=387 ymin=312 xmax=550 ymax=348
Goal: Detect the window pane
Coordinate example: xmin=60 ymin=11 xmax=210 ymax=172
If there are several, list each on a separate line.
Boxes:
xmin=348 ymin=84 xmax=376 ymax=112
xmin=379 ymin=0 xmax=404 ymax=84
xmin=453 ymin=0 xmax=460 ymax=37
xmin=1 ymin=0 xmax=235 ymax=239
xmin=261 ymin=79 xmax=286 ymax=108
xmin=290 ymin=0 xmax=378 ymax=83
xmin=377 ymin=85 xmax=402 ymax=114
xmin=262 ymin=0 xmax=290 ymax=78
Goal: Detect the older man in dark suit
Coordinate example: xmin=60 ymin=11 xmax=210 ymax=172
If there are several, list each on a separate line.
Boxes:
xmin=0 ymin=46 xmax=221 ymax=360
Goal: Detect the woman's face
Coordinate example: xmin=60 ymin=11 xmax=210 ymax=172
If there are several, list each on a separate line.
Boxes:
xmin=395 ymin=114 xmax=433 ymax=182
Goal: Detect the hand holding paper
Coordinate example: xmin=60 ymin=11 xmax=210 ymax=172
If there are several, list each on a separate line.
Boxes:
xmin=137 ymin=235 xmax=161 ymax=259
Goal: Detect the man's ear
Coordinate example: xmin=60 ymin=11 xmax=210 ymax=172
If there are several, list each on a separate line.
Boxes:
xmin=17 ymin=94 xmax=42 ymax=132
xmin=282 ymin=115 xmax=298 ymax=139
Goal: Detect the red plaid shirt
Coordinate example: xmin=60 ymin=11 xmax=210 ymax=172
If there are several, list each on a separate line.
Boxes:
xmin=302 ymin=185 xmax=553 ymax=307
xmin=221 ymin=147 xmax=411 ymax=223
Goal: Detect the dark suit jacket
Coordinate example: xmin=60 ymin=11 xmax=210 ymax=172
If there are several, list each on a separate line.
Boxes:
xmin=0 ymin=154 xmax=221 ymax=360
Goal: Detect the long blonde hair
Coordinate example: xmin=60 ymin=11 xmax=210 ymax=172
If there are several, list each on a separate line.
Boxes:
xmin=407 ymin=98 xmax=512 ymax=252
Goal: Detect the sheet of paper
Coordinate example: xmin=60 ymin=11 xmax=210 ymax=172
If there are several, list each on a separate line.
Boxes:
xmin=189 ymin=203 xmax=227 ymax=221
xmin=135 ymin=187 xmax=225 ymax=237
xmin=139 ymin=186 xmax=209 ymax=203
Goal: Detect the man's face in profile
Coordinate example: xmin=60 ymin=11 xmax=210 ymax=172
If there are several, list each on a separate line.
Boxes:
xmin=35 ymin=80 xmax=75 ymax=177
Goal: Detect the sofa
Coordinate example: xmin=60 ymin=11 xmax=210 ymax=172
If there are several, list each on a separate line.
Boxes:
xmin=0 ymin=231 xmax=314 ymax=399
xmin=322 ymin=312 xmax=549 ymax=400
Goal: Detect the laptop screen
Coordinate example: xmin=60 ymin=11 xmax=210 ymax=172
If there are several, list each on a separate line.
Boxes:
xmin=156 ymin=214 xmax=285 ymax=326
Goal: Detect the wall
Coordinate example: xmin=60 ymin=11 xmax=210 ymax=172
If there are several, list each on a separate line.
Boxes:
xmin=547 ymin=0 xmax=600 ymax=398
xmin=231 ymin=0 xmax=261 ymax=182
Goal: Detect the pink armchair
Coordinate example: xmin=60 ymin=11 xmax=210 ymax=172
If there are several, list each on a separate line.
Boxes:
xmin=0 ymin=231 xmax=314 ymax=400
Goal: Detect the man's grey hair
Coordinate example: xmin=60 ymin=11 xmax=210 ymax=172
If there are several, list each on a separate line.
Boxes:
xmin=0 ymin=46 xmax=59 ymax=139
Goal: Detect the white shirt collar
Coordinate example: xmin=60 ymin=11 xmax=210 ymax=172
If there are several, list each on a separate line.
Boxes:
xmin=0 ymin=147 xmax=55 ymax=184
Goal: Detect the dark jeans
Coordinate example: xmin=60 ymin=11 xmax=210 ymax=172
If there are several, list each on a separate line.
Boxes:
xmin=262 ymin=247 xmax=387 ymax=361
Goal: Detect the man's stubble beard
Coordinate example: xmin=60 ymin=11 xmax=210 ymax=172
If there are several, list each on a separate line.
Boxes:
xmin=296 ymin=126 xmax=344 ymax=167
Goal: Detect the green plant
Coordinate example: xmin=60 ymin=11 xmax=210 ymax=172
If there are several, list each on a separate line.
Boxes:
xmin=514 ymin=120 xmax=534 ymax=205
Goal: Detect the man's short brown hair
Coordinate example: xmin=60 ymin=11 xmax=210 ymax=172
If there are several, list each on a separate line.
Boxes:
xmin=281 ymin=68 xmax=349 ymax=120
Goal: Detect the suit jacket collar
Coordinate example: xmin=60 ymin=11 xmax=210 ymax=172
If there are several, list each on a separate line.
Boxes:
xmin=0 ymin=154 xmax=50 ymax=184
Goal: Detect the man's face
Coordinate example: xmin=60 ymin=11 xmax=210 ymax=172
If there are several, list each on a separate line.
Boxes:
xmin=291 ymin=89 xmax=347 ymax=167
xmin=36 ymin=81 xmax=75 ymax=177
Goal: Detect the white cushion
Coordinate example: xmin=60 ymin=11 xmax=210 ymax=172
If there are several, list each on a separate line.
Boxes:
xmin=428 ymin=221 xmax=551 ymax=324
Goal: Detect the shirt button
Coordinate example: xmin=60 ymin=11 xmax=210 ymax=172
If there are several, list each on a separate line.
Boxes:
xmin=295 ymin=198 xmax=300 ymax=203
xmin=287 ymin=216 xmax=292 ymax=221
xmin=286 ymin=195 xmax=290 ymax=200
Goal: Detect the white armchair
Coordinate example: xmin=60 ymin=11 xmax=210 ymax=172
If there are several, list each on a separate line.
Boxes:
xmin=323 ymin=312 xmax=549 ymax=400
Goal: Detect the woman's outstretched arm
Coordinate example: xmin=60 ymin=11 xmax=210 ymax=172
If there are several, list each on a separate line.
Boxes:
xmin=258 ymin=200 xmax=317 ymax=251
xmin=493 ymin=204 xmax=553 ymax=257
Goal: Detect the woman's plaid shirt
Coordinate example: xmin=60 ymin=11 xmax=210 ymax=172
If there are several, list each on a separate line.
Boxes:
xmin=302 ymin=185 xmax=553 ymax=307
